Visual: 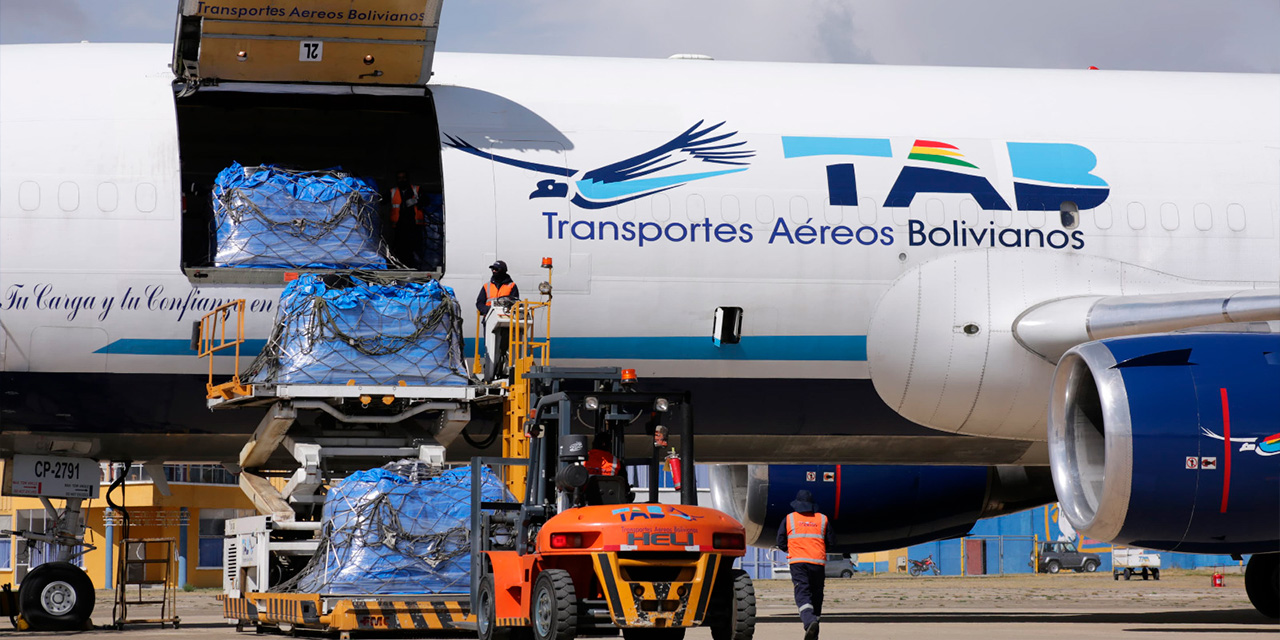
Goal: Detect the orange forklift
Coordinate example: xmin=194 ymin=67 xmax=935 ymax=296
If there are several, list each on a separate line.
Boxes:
xmin=469 ymin=367 xmax=756 ymax=640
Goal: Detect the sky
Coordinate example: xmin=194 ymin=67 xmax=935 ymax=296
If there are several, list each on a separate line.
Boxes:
xmin=1 ymin=0 xmax=1277 ymax=73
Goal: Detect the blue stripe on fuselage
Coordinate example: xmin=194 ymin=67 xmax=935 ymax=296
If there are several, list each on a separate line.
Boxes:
xmin=95 ymin=336 xmax=867 ymax=361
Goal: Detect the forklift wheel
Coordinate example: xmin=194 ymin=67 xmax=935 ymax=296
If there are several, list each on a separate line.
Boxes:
xmin=479 ymin=574 xmax=531 ymax=640
xmin=709 ymin=569 xmax=756 ymax=640
xmin=531 ymin=570 xmax=577 ymax=640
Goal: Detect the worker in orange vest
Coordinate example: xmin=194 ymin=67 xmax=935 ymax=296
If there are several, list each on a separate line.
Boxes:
xmin=390 ymin=171 xmax=426 ymax=268
xmin=584 ymin=432 xmax=619 ymax=476
xmin=777 ymin=490 xmax=834 ymax=640
xmin=475 ymin=260 xmax=520 ymax=314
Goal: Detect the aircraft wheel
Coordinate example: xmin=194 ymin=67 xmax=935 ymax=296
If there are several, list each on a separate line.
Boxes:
xmin=709 ymin=568 xmax=755 ymax=640
xmin=1245 ymin=553 xmax=1279 ymax=619
xmin=531 ymin=569 xmax=576 ymax=640
xmin=17 ymin=562 xmax=95 ymax=631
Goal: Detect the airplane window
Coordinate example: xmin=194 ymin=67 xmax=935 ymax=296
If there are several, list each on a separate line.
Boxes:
xmin=789 ymin=196 xmax=809 ymax=224
xmin=1226 ymin=204 xmax=1246 ymax=231
xmin=721 ymin=195 xmax=740 ymax=223
xmin=1059 ymin=202 xmax=1079 ymax=229
xmin=1028 ymin=210 xmax=1047 ymax=229
xmin=18 ymin=181 xmax=39 ymax=211
xmin=824 ymin=197 xmax=843 ymax=225
xmin=754 ymin=195 xmax=774 ymax=223
xmin=136 ymin=183 xmax=157 ymax=213
xmin=1160 ymin=202 xmax=1179 ymax=231
xmin=959 ymin=199 xmax=979 ymax=228
xmin=859 ymin=197 xmax=878 ymax=226
xmin=97 ymin=183 xmax=118 ymax=213
xmin=1193 ymin=203 xmax=1212 ymax=231
xmin=652 ymin=193 xmax=671 ymax=222
xmin=1093 ymin=203 xmax=1114 ymax=230
xmin=926 ymin=198 xmax=944 ymax=226
xmin=58 ymin=182 xmax=79 ymax=212
xmin=994 ymin=208 xmax=1011 ymax=228
xmin=1127 ymin=202 xmax=1146 ymax=230
xmin=686 ymin=193 xmax=705 ymax=223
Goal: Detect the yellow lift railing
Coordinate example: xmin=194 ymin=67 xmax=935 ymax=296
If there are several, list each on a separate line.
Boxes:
xmin=473 ymin=259 xmax=554 ymax=500
xmin=199 ymin=299 xmax=253 ymax=400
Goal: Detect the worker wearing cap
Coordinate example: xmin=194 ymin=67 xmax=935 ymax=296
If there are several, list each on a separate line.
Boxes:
xmin=476 ymin=260 xmax=520 ymax=314
xmin=777 ymin=489 xmax=835 ymax=640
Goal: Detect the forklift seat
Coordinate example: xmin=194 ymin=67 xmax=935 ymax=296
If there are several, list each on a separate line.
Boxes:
xmin=585 ymin=475 xmax=631 ymax=505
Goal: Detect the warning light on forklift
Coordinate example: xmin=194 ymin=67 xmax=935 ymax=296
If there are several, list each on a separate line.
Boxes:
xmin=621 ymin=369 xmax=637 ymax=384
xmin=713 ymin=533 xmax=745 ymax=550
xmin=550 ymin=533 xmax=583 ymax=549
xmin=542 ymin=257 xmax=553 ymax=268
xmin=654 ymin=398 xmax=670 ymax=412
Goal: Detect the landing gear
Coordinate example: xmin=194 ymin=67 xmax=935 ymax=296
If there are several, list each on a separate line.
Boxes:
xmin=1245 ymin=553 xmax=1279 ymax=619
xmin=16 ymin=562 xmax=95 ymax=631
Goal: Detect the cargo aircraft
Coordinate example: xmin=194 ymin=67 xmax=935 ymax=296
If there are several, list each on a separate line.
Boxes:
xmin=0 ymin=2 xmax=1278 ymax=626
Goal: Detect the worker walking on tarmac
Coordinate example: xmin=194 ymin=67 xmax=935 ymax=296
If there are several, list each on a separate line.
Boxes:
xmin=777 ymin=490 xmax=834 ymax=640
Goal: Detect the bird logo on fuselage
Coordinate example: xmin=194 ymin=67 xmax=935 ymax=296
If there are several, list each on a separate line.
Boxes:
xmin=1201 ymin=427 xmax=1280 ymax=457
xmin=443 ymin=120 xmax=755 ymax=209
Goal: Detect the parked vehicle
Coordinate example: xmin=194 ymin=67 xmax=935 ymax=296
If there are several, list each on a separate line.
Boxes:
xmin=908 ymin=554 xmax=940 ymax=576
xmin=1034 ymin=541 xmax=1102 ymax=574
xmin=825 ymin=553 xmax=857 ymax=578
xmin=1113 ymin=547 xmax=1162 ymax=580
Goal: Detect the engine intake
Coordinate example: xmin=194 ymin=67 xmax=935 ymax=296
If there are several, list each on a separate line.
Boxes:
xmin=1049 ymin=332 xmax=1280 ymax=553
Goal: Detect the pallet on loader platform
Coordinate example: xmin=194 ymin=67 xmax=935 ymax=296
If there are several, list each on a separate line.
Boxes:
xmin=220 ymin=592 xmax=474 ymax=637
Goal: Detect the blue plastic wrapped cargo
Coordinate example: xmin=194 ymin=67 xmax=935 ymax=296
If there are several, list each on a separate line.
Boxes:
xmin=286 ymin=463 xmax=514 ymax=595
xmin=213 ymin=163 xmax=390 ymax=268
xmin=245 ymin=273 xmax=469 ymax=386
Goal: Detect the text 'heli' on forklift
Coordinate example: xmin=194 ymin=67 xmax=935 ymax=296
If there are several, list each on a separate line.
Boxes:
xmin=468 ymin=366 xmax=757 ymax=640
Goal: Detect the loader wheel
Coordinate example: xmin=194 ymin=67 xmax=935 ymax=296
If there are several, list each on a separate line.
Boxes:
xmin=479 ymin=574 xmax=531 ymax=640
xmin=532 ymin=569 xmax=577 ymax=640
xmin=709 ymin=568 xmax=755 ymax=640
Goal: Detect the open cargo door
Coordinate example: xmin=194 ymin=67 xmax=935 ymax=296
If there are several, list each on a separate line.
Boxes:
xmin=173 ymin=0 xmax=443 ymax=88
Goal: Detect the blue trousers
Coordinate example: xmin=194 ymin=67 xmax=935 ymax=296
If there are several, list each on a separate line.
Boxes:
xmin=790 ymin=562 xmax=825 ymax=627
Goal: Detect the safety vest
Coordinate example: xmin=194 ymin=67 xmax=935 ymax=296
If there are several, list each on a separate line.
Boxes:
xmin=483 ymin=282 xmax=516 ymax=306
xmin=390 ymin=186 xmax=423 ymax=225
xmin=785 ymin=512 xmax=828 ymax=565
xmin=585 ymin=449 xmax=618 ymax=476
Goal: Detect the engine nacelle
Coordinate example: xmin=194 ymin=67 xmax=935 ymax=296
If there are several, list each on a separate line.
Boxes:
xmin=1049 ymin=332 xmax=1280 ymax=553
xmin=709 ymin=464 xmax=1054 ymax=552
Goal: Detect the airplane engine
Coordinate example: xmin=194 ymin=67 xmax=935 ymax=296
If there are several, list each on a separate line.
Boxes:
xmin=1049 ymin=332 xmax=1280 ymax=553
xmin=709 ymin=464 xmax=1054 ymax=552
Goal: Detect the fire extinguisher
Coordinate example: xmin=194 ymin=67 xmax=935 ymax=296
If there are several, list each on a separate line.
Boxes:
xmin=1212 ymin=573 xmax=1224 ymax=587
xmin=665 ymin=448 xmax=682 ymax=490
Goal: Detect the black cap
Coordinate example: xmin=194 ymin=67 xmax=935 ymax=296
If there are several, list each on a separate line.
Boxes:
xmin=489 ymin=260 xmax=507 ymax=271
xmin=791 ymin=489 xmax=817 ymax=513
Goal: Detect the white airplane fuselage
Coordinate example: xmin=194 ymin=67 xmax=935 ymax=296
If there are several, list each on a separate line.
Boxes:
xmin=1 ymin=43 xmax=1277 ymax=463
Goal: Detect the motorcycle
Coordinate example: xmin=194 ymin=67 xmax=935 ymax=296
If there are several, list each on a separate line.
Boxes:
xmin=908 ymin=554 xmax=940 ymax=576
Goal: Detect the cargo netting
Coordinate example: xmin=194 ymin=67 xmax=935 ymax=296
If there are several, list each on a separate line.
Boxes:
xmin=243 ymin=273 xmax=470 ymax=386
xmin=213 ymin=162 xmax=404 ymax=269
xmin=275 ymin=461 xmax=514 ymax=595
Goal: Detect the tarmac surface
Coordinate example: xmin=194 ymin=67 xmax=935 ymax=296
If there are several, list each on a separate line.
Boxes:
xmin=5 ymin=571 xmax=1274 ymax=639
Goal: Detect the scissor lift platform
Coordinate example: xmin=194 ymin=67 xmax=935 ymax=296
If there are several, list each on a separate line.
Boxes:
xmin=221 ymin=592 xmax=473 ymax=638
xmin=206 ymin=381 xmax=503 ymax=410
